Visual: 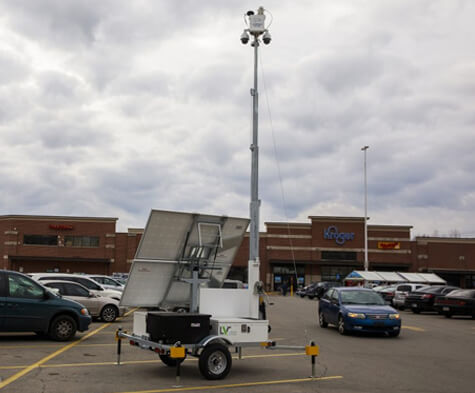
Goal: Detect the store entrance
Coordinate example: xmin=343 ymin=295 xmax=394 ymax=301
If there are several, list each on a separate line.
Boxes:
xmin=272 ymin=264 xmax=304 ymax=292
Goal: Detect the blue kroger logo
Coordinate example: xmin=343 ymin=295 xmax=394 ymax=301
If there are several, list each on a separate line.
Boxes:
xmin=323 ymin=226 xmax=355 ymax=245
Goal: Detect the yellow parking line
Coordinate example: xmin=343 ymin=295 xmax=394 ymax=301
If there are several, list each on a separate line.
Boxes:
xmin=0 ymin=323 xmax=112 ymax=390
xmin=114 ymin=376 xmax=343 ymax=393
xmin=0 ymin=352 xmax=307 ymax=371
xmin=402 ymin=325 xmax=425 ymax=332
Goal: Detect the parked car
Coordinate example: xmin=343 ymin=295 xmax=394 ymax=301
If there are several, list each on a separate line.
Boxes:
xmin=404 ymin=285 xmax=459 ymax=313
xmin=222 ymin=279 xmax=244 ymax=289
xmin=298 ymin=282 xmax=336 ymax=299
xmin=87 ymin=275 xmax=125 ymax=292
xmin=318 ymin=287 xmax=401 ymax=336
xmin=373 ymin=285 xmax=398 ymax=304
xmin=42 ymin=280 xmax=125 ymax=322
xmin=29 ymin=273 xmax=122 ymax=301
xmin=0 ymin=270 xmax=91 ymax=341
xmin=392 ymin=283 xmax=428 ymax=309
xmin=434 ymin=289 xmax=475 ymax=318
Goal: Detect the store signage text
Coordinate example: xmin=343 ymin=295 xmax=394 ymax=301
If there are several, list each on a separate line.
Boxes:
xmin=323 ymin=226 xmax=355 ymax=245
xmin=378 ymin=241 xmax=400 ymax=250
xmin=49 ymin=224 xmax=74 ymax=230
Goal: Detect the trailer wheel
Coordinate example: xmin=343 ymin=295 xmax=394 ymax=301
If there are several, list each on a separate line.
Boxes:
xmin=199 ymin=343 xmax=232 ymax=380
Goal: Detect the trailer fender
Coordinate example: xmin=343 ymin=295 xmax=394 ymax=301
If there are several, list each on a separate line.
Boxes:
xmin=199 ymin=335 xmax=232 ymax=347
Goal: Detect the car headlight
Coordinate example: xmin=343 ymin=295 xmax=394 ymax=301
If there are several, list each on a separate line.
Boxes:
xmin=389 ymin=313 xmax=400 ymax=319
xmin=80 ymin=308 xmax=89 ymax=316
xmin=347 ymin=312 xmax=366 ymax=319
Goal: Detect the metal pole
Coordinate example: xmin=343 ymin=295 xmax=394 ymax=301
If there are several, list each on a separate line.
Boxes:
xmin=362 ymin=146 xmax=369 ymax=271
xmin=249 ymin=36 xmax=260 ymax=264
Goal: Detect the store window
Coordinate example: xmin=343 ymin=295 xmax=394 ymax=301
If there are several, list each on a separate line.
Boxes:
xmin=321 ymin=251 xmax=357 ymax=261
xmin=321 ymin=266 xmax=356 ymax=282
xmin=23 ymin=235 xmax=58 ymax=246
xmin=64 ymin=236 xmax=99 ymax=247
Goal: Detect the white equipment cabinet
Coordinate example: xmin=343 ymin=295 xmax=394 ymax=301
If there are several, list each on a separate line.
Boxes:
xmin=210 ymin=318 xmax=268 ymax=343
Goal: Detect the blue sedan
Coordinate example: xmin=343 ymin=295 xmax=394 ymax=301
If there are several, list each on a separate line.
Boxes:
xmin=318 ymin=287 xmax=401 ymax=337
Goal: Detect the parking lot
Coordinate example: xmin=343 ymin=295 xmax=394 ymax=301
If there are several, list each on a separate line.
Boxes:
xmin=1 ymin=296 xmax=474 ymax=393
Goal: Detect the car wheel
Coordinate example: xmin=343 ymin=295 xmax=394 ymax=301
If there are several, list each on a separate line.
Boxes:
xmin=411 ymin=308 xmax=420 ymax=314
xmin=49 ymin=315 xmax=77 ymax=341
xmin=159 ymin=353 xmax=186 ymax=367
xmin=318 ymin=312 xmax=328 ymax=328
xmin=199 ymin=343 xmax=232 ymax=380
xmin=308 ymin=295 xmax=314 ymax=300
xmin=338 ymin=315 xmax=347 ymax=335
xmin=101 ymin=305 xmax=119 ymax=322
xmin=388 ymin=330 xmax=400 ymax=338
xmin=399 ymin=305 xmax=405 ymax=311
xmin=444 ymin=313 xmax=452 ymax=318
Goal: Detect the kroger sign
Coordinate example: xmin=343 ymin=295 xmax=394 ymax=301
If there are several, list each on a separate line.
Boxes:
xmin=323 ymin=226 xmax=355 ymax=245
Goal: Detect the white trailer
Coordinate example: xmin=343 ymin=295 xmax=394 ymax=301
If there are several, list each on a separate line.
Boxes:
xmin=116 ymin=209 xmax=318 ymax=380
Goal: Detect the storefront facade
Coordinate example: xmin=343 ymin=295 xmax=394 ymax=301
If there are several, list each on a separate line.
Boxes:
xmin=232 ymin=216 xmax=475 ymax=290
xmin=2 ymin=214 xmax=474 ymax=290
xmin=0 ymin=215 xmax=141 ymax=275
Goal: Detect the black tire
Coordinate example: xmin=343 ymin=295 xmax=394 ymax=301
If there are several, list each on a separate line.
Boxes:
xmin=388 ymin=330 xmax=400 ymax=337
xmin=338 ymin=315 xmax=347 ymax=335
xmin=299 ymin=294 xmax=305 ymax=298
xmin=444 ymin=313 xmax=452 ymax=318
xmin=199 ymin=343 xmax=232 ymax=380
xmin=49 ymin=315 xmax=77 ymax=341
xmin=100 ymin=305 xmax=118 ymax=322
xmin=159 ymin=353 xmax=186 ymax=367
xmin=411 ymin=308 xmax=420 ymax=314
xmin=399 ymin=306 xmax=405 ymax=311
xmin=318 ymin=311 xmax=328 ymax=328
xmin=308 ymin=295 xmax=315 ymax=300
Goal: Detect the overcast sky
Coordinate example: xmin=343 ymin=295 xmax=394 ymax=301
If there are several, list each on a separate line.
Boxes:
xmin=0 ymin=0 xmax=474 ymax=237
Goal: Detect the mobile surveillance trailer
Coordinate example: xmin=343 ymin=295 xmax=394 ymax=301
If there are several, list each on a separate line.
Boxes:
xmin=116 ymin=7 xmax=319 ymax=381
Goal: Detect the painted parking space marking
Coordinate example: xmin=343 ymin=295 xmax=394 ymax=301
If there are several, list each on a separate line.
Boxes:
xmin=0 ymin=323 xmax=112 ymax=390
xmin=113 ymin=376 xmax=344 ymax=393
xmin=402 ymin=325 xmax=425 ymax=332
xmin=0 ymin=307 xmax=138 ymax=391
xmin=0 ymin=352 xmax=307 ymax=370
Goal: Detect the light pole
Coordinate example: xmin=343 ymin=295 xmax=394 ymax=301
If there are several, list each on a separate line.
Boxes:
xmin=241 ymin=7 xmax=271 ymax=317
xmin=361 ymin=146 xmax=369 ymax=271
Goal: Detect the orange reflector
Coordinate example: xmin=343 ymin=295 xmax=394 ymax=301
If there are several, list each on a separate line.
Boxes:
xmin=260 ymin=342 xmax=270 ymax=347
xmin=305 ymin=345 xmax=319 ymax=356
xmin=170 ymin=346 xmax=186 ymax=359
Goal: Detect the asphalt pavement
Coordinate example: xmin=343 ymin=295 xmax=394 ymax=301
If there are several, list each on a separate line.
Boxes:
xmin=0 ymin=295 xmax=474 ymax=393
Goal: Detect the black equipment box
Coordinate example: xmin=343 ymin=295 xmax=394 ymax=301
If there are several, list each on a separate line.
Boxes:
xmin=146 ymin=312 xmax=211 ymax=344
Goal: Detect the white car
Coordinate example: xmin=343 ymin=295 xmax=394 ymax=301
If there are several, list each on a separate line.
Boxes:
xmin=29 ymin=273 xmax=122 ymax=301
xmin=42 ymin=280 xmax=125 ymax=322
xmin=87 ymin=275 xmax=125 ymax=292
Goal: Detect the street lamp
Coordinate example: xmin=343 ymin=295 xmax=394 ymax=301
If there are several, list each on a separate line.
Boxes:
xmin=241 ymin=7 xmax=271 ymax=316
xmin=361 ymin=146 xmax=369 ymax=271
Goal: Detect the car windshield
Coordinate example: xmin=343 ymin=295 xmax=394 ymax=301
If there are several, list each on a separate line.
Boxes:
xmin=417 ymin=286 xmax=444 ymax=294
xmin=340 ymin=290 xmax=385 ymax=305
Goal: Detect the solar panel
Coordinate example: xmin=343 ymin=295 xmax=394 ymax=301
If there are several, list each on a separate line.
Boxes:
xmin=120 ymin=209 xmax=249 ymax=308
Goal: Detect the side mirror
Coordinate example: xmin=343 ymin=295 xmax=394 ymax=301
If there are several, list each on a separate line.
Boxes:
xmin=88 ymin=292 xmax=95 ymax=298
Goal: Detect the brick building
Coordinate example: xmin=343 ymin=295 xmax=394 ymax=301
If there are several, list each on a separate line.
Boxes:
xmin=231 ymin=216 xmax=475 ymax=290
xmin=1 ymin=214 xmax=474 ymax=289
xmin=0 ymin=215 xmax=141 ymax=275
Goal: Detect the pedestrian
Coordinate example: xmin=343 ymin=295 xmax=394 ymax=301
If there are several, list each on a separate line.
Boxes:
xmin=282 ymin=281 xmax=288 ymax=296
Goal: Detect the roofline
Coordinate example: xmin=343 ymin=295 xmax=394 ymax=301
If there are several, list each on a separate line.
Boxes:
xmin=0 ymin=214 xmax=118 ymax=222
xmin=308 ymin=216 xmax=365 ymax=222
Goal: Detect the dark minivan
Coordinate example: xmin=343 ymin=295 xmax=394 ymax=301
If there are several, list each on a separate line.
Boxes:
xmin=0 ymin=270 xmax=91 ymax=341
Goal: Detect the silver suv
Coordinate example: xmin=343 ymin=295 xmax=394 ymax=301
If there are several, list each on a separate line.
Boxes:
xmin=392 ymin=283 xmax=427 ymax=309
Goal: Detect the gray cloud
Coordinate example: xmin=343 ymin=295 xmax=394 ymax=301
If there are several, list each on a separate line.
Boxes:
xmin=0 ymin=0 xmax=474 ymax=237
